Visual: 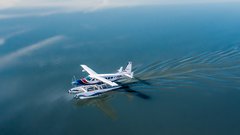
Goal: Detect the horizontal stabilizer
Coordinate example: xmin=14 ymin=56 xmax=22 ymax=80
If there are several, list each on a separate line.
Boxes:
xmin=124 ymin=72 xmax=134 ymax=78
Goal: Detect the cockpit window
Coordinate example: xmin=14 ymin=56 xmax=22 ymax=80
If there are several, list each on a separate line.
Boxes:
xmin=85 ymin=76 xmax=92 ymax=81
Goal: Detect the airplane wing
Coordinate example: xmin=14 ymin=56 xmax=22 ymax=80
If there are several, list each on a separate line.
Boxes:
xmin=90 ymin=75 xmax=118 ymax=86
xmin=81 ymin=65 xmax=97 ymax=75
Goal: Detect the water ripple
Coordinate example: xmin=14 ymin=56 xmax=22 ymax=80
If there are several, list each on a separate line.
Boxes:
xmin=124 ymin=45 xmax=240 ymax=90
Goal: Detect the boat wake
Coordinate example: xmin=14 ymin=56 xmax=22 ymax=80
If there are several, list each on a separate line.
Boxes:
xmin=123 ymin=46 xmax=240 ymax=90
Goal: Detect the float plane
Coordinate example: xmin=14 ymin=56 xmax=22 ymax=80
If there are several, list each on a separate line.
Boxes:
xmin=71 ymin=62 xmax=133 ymax=87
xmin=69 ymin=62 xmax=134 ymax=99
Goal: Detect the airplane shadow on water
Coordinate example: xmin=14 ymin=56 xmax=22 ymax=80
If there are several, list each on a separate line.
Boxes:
xmin=71 ymin=45 xmax=240 ymax=119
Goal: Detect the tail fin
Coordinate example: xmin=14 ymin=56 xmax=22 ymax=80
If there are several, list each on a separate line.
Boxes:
xmin=125 ymin=62 xmax=132 ymax=73
xmin=124 ymin=62 xmax=133 ymax=78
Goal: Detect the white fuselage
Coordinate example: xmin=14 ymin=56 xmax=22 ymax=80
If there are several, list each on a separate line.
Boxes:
xmin=81 ymin=73 xmax=126 ymax=85
xmin=71 ymin=62 xmax=133 ymax=86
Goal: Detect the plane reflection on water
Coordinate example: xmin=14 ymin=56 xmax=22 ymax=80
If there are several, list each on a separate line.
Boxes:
xmin=72 ymin=93 xmax=118 ymax=120
xmin=72 ymin=85 xmax=150 ymax=119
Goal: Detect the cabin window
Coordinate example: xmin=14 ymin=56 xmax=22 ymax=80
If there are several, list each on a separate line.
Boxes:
xmin=87 ymin=87 xmax=94 ymax=91
xmin=85 ymin=76 xmax=91 ymax=81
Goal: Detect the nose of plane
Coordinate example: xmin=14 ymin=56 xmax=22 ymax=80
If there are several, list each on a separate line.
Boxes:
xmin=72 ymin=80 xmax=81 ymax=85
xmin=71 ymin=81 xmax=76 ymax=85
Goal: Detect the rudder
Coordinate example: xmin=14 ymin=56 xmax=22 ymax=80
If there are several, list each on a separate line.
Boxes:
xmin=125 ymin=62 xmax=132 ymax=74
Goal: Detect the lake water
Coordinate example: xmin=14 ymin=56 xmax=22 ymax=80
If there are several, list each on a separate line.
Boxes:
xmin=1 ymin=3 xmax=240 ymax=135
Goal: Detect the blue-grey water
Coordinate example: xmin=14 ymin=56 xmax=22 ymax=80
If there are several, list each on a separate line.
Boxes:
xmin=1 ymin=3 xmax=240 ymax=135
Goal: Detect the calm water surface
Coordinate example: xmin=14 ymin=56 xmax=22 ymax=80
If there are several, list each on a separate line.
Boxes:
xmin=1 ymin=3 xmax=240 ymax=135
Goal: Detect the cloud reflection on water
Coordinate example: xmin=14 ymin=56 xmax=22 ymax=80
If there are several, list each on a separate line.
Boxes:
xmin=0 ymin=35 xmax=65 ymax=69
xmin=0 ymin=0 xmax=239 ymax=19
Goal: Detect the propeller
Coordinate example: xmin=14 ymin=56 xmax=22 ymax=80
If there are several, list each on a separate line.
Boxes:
xmin=71 ymin=75 xmax=77 ymax=87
